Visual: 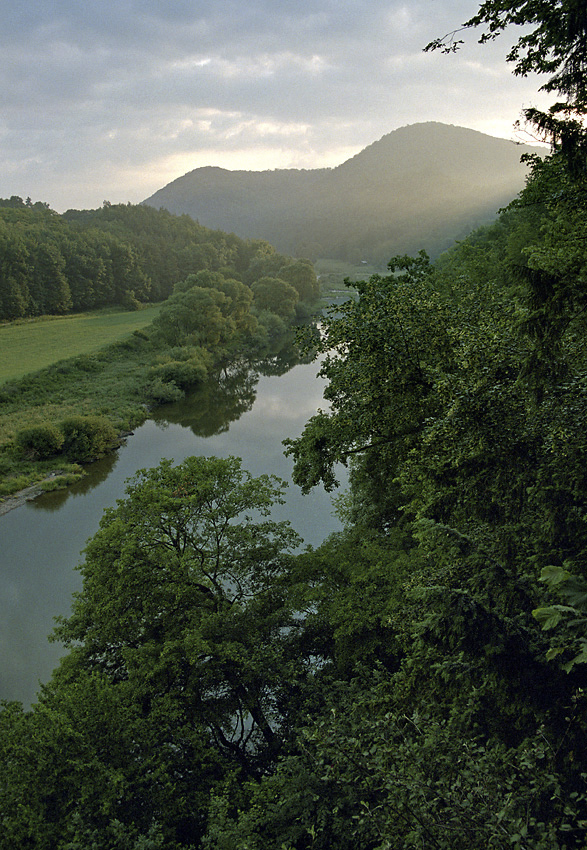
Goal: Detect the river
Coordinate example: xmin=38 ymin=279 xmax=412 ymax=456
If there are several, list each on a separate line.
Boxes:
xmin=0 ymin=349 xmax=344 ymax=707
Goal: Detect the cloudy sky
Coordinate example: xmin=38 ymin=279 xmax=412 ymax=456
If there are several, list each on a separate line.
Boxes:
xmin=0 ymin=1 xmax=550 ymax=212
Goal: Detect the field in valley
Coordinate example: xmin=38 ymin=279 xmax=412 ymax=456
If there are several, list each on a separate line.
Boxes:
xmin=0 ymin=305 xmax=162 ymax=384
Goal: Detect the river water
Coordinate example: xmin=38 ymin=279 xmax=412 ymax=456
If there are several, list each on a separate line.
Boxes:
xmin=0 ymin=351 xmax=344 ymax=706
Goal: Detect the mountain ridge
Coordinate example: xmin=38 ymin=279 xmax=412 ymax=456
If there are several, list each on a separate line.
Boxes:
xmin=143 ymin=122 xmax=543 ymax=262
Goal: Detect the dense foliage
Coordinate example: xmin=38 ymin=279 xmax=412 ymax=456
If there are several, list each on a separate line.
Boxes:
xmin=3 ymin=147 xmax=587 ymax=848
xmin=0 ymin=203 xmax=319 ymax=493
xmin=0 ymin=197 xmax=319 ymax=321
xmin=3 ymin=2 xmax=587 ymax=847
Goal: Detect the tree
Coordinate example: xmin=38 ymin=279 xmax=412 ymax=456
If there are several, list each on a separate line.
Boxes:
xmin=283 ymin=251 xmax=452 ymax=498
xmin=251 ymin=276 xmax=299 ymax=320
xmin=53 ymin=457 xmax=303 ymax=771
xmin=277 ymin=260 xmax=320 ymax=303
xmin=0 ymin=228 xmax=29 ymax=318
xmin=426 ymin=0 xmax=587 ymax=172
xmin=152 ymin=286 xmax=234 ymax=349
xmin=0 ymin=457 xmax=310 ymax=846
xmin=29 ymin=243 xmax=72 ymax=315
xmin=179 ymin=270 xmax=258 ymax=338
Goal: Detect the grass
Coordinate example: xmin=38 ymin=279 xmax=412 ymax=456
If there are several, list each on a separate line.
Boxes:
xmin=0 ymin=299 xmax=305 ymax=500
xmin=0 ymin=307 xmax=165 ymax=499
xmin=0 ymin=334 xmax=156 ymax=499
xmin=0 ymin=305 xmax=162 ymax=384
xmin=315 ymin=258 xmax=385 ymax=298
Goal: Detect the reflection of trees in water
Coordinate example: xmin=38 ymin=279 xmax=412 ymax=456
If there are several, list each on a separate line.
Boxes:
xmin=152 ymin=362 xmax=259 ymax=437
xmin=29 ymin=451 xmax=119 ymax=512
xmin=253 ymin=324 xmax=320 ymax=375
xmin=31 ymin=331 xmax=313 ymax=510
xmin=254 ymin=344 xmax=300 ymax=377
xmin=152 ymin=334 xmax=305 ymax=438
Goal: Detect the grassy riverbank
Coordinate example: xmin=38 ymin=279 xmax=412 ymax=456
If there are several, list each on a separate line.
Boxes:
xmin=0 ymin=254 xmax=324 ymax=502
xmin=0 ymin=331 xmax=156 ymax=499
xmin=0 ymin=305 xmax=162 ymax=384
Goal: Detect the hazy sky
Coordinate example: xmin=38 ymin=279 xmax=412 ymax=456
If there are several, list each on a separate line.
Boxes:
xmin=0 ymin=1 xmax=550 ymax=212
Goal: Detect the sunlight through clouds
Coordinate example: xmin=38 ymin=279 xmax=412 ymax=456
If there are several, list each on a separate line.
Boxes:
xmin=0 ymin=0 xmax=551 ymax=210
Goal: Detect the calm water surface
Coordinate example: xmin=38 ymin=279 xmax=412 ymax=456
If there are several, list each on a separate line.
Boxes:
xmin=0 ymin=355 xmax=344 ymax=706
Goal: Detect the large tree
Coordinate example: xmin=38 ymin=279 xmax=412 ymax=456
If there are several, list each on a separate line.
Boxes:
xmin=426 ymin=0 xmax=587 ymax=171
xmin=0 ymin=456 xmax=308 ymax=847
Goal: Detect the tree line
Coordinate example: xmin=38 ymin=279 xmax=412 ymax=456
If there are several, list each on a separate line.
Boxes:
xmin=0 ymin=197 xmax=319 ymax=321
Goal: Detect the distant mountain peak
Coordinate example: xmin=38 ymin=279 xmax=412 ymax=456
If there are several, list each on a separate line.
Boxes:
xmin=143 ymin=123 xmax=541 ymax=263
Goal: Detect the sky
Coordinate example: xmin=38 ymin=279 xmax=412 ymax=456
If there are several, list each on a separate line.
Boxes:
xmin=0 ymin=0 xmax=551 ymax=212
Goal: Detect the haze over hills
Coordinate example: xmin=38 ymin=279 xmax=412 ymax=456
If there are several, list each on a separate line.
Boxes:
xmin=143 ymin=123 xmax=543 ymax=263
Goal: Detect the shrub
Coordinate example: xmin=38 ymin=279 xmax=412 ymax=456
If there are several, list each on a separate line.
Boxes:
xmin=72 ymin=355 xmax=102 ymax=373
xmin=145 ymin=377 xmax=185 ymax=404
xmin=60 ymin=415 xmax=118 ymax=462
xmin=15 ymin=424 xmax=64 ymax=459
xmin=149 ymin=359 xmax=208 ymax=390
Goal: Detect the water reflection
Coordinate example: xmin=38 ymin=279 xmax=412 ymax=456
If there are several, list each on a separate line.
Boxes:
xmin=152 ymin=361 xmax=258 ymax=437
xmin=30 ymin=452 xmax=119 ymax=512
xmin=0 ymin=338 xmax=344 ymax=706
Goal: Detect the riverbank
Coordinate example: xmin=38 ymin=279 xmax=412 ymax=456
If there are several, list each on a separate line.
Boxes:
xmin=0 ymin=472 xmax=69 ymax=516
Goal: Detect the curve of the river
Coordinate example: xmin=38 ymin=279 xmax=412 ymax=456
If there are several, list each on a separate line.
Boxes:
xmin=0 ymin=353 xmax=344 ymax=706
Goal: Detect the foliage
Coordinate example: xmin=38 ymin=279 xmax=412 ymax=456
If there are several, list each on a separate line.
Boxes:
xmin=59 ymin=415 xmax=119 ymax=462
xmin=0 ymin=456 xmax=306 ymax=846
xmin=426 ymin=0 xmax=587 ymax=173
xmin=533 ymin=564 xmax=587 ymax=670
xmin=5 ymin=10 xmax=587 ymax=845
xmin=148 ymin=357 xmax=209 ymax=392
xmin=0 ymin=214 xmax=312 ymax=497
xmin=205 ymin=681 xmax=587 ymax=850
xmin=251 ymin=276 xmax=299 ymax=321
xmin=0 ymin=198 xmax=319 ymax=322
xmin=15 ymin=423 xmax=64 ymax=459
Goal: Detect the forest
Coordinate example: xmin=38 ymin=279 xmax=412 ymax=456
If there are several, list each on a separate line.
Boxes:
xmin=2 ymin=0 xmax=587 ymax=847
xmin=0 ymin=198 xmax=319 ymax=321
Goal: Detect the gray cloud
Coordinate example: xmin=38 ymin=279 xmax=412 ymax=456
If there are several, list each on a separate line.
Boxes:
xmin=0 ymin=1 xmax=549 ymax=210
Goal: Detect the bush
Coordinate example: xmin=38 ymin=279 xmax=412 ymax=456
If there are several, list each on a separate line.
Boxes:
xmin=15 ymin=424 xmax=65 ymax=459
xmin=72 ymin=355 xmax=102 ymax=373
xmin=60 ymin=415 xmax=119 ymax=462
xmin=149 ymin=359 xmax=208 ymax=390
xmin=145 ymin=377 xmax=185 ymax=404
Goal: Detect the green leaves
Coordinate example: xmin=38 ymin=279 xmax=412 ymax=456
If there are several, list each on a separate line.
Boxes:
xmin=533 ymin=564 xmax=587 ymax=671
xmin=427 ymin=1 xmax=587 ymax=173
xmin=53 ymin=456 xmax=305 ymax=774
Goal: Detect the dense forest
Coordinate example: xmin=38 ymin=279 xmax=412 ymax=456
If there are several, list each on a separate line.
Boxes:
xmin=3 ymin=0 xmax=587 ymax=847
xmin=0 ymin=197 xmax=319 ymax=321
xmin=0 ymin=199 xmax=320 ymax=498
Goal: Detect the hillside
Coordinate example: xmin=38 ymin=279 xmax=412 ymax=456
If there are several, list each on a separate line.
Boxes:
xmin=143 ymin=122 xmax=543 ymax=262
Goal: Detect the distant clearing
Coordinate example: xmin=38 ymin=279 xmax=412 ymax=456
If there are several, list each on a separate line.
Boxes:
xmin=0 ymin=305 xmax=161 ymax=383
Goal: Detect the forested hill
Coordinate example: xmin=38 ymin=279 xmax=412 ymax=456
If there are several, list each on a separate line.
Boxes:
xmin=143 ymin=122 xmax=543 ymax=263
xmin=0 ymin=198 xmax=319 ymax=321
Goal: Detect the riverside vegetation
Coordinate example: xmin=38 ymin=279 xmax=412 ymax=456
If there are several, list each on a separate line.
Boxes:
xmin=0 ymin=202 xmax=321 ymax=499
xmin=4 ymin=2 xmax=587 ymax=847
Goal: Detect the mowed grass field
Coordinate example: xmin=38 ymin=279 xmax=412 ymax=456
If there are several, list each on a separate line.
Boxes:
xmin=0 ymin=305 xmax=162 ymax=384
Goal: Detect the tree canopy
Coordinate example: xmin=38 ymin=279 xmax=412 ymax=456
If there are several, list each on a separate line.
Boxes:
xmin=426 ymin=0 xmax=587 ymax=171
xmin=4 ymin=2 xmax=587 ymax=846
xmin=0 ymin=199 xmax=320 ymax=321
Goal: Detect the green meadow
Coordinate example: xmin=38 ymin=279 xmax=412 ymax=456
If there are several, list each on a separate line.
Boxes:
xmin=0 ymin=305 xmax=162 ymax=384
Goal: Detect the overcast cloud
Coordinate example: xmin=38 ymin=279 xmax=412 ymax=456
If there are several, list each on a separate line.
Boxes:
xmin=0 ymin=1 xmax=551 ymax=211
